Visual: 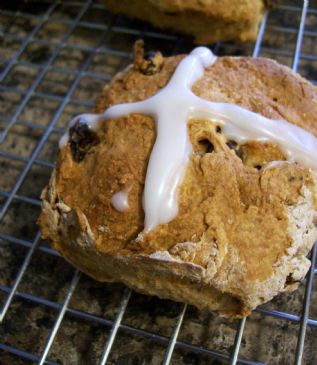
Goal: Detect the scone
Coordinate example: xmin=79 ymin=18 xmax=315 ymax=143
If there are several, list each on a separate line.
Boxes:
xmin=39 ymin=42 xmax=317 ymax=317
xmin=104 ymin=0 xmax=275 ymax=44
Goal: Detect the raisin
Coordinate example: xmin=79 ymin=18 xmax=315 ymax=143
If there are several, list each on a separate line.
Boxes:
xmin=142 ymin=51 xmax=164 ymax=75
xmin=144 ymin=50 xmax=158 ymax=61
xmin=68 ymin=120 xmax=100 ymax=162
xmin=133 ymin=40 xmax=164 ymax=76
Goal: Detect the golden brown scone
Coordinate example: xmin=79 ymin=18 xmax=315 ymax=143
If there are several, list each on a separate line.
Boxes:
xmin=103 ymin=0 xmax=275 ymax=44
xmin=39 ymin=44 xmax=317 ymax=317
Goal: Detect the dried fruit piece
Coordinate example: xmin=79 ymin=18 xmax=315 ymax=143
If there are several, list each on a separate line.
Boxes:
xmin=133 ymin=39 xmax=164 ymax=75
xmin=69 ymin=121 xmax=100 ymax=162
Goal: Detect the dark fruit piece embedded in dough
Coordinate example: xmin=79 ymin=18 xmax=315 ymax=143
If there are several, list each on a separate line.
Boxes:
xmin=133 ymin=39 xmax=164 ymax=75
xmin=69 ymin=121 xmax=100 ymax=162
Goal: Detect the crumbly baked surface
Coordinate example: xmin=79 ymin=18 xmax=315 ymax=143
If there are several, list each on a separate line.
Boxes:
xmin=103 ymin=0 xmax=274 ymax=44
xmin=39 ymin=44 xmax=317 ymax=317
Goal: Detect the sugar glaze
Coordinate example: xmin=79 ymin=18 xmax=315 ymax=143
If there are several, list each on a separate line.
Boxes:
xmin=110 ymin=190 xmax=129 ymax=212
xmin=60 ymin=47 xmax=317 ymax=232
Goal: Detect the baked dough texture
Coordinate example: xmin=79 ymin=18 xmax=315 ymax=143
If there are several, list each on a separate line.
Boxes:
xmin=103 ymin=0 xmax=275 ymax=44
xmin=39 ymin=45 xmax=317 ymax=317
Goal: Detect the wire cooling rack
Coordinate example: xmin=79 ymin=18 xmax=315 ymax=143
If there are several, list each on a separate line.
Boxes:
xmin=0 ymin=1 xmax=316 ymax=364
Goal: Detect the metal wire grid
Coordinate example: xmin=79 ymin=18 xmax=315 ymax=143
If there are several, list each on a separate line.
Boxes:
xmin=0 ymin=0 xmax=316 ymax=364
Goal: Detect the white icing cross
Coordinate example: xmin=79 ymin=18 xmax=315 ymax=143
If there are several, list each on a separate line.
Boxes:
xmin=60 ymin=47 xmax=317 ymax=233
xmin=104 ymin=47 xmax=216 ymax=231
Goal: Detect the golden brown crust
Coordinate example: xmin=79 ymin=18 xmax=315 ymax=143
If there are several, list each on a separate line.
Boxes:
xmin=39 ymin=49 xmax=317 ymax=317
xmin=103 ymin=0 xmax=273 ymax=44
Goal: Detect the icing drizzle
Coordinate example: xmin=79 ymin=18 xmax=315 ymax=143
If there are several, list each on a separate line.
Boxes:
xmin=60 ymin=47 xmax=317 ymax=232
xmin=110 ymin=190 xmax=130 ymax=212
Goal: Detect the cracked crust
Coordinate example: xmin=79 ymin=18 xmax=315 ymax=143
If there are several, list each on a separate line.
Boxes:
xmin=39 ymin=48 xmax=317 ymax=317
xmin=103 ymin=0 xmax=276 ymax=44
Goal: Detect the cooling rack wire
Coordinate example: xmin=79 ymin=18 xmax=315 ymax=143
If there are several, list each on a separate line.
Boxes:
xmin=0 ymin=1 xmax=316 ymax=364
